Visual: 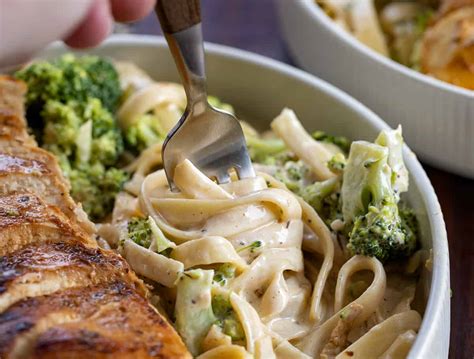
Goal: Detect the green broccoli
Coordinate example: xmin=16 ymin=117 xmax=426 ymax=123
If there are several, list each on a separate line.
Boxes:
xmin=42 ymin=98 xmax=123 ymax=166
xmin=15 ymin=54 xmax=121 ymax=112
xmin=211 ymin=294 xmax=245 ymax=341
xmin=399 ymin=207 xmax=419 ymax=239
xmin=274 ymin=160 xmax=310 ymax=192
xmin=124 ymin=113 xmax=166 ymax=153
xmin=312 ymin=130 xmax=351 ymax=153
xmin=41 ymin=100 xmax=82 ymax=156
xmin=246 ymin=136 xmax=287 ymax=164
xmin=175 ymin=269 xmax=245 ymax=355
xmin=348 ymin=200 xmax=416 ymax=262
xmin=39 ymin=98 xmax=126 ymax=221
xmin=67 ymin=163 xmax=128 ymax=221
xmin=16 ymin=54 xmax=126 ymax=221
xmin=127 ymin=216 xmax=153 ymax=248
xmin=175 ymin=269 xmax=217 ymax=356
xmin=213 ymin=264 xmax=236 ymax=286
xmin=69 ymin=55 xmax=122 ymax=111
xmin=342 ymin=140 xmax=417 ymax=262
xmin=300 ymin=176 xmax=342 ymax=225
xmin=127 ymin=216 xmax=174 ymax=254
xmin=327 ymin=153 xmax=347 ymax=174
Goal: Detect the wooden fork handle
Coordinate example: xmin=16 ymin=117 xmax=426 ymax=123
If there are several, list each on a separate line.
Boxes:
xmin=155 ymin=0 xmax=201 ymax=34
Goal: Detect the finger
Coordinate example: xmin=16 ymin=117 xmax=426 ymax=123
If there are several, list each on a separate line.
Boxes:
xmin=110 ymin=0 xmax=156 ymax=23
xmin=64 ymin=0 xmax=113 ymax=48
xmin=0 ymin=0 xmax=92 ymax=67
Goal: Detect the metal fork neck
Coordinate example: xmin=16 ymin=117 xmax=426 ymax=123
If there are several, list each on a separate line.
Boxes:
xmin=165 ymin=23 xmax=208 ymax=106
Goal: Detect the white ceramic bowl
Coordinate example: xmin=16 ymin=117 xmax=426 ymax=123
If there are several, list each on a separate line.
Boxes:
xmin=37 ymin=34 xmax=449 ymax=358
xmin=276 ymin=0 xmax=474 ymax=179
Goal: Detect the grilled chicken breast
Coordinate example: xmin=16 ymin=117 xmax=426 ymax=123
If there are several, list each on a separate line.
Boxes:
xmin=0 ymin=144 xmax=95 ymax=234
xmin=0 ymin=281 xmax=188 ymax=358
xmin=0 ymin=193 xmax=92 ymax=257
xmin=0 ymin=76 xmax=190 ymax=359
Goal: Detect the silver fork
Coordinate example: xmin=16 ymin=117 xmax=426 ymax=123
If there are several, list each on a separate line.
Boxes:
xmin=155 ymin=0 xmax=255 ymax=190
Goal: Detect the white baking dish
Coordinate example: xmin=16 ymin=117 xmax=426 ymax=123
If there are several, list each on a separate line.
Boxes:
xmin=276 ymin=0 xmax=474 ymax=179
xmin=37 ymin=34 xmax=450 ymax=358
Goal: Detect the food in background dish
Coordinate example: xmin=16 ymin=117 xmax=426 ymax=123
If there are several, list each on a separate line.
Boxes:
xmin=316 ymin=0 xmax=474 ymax=90
xmin=12 ymin=55 xmax=429 ymax=358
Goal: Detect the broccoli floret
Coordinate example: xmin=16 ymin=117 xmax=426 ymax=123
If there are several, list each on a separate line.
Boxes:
xmin=300 ymin=176 xmax=342 ymax=225
xmin=41 ymin=100 xmax=82 ymax=156
xmin=41 ymin=98 xmax=123 ymax=167
xmin=38 ymin=96 xmax=124 ymax=221
xmin=327 ymin=153 xmax=347 ymax=174
xmin=17 ymin=54 xmax=125 ymax=221
xmin=127 ymin=216 xmax=174 ymax=253
xmin=68 ymin=163 xmax=128 ymax=221
xmin=300 ymin=177 xmax=339 ymax=213
xmin=274 ymin=160 xmax=310 ymax=192
xmin=41 ymin=98 xmax=124 ymax=221
xmin=211 ymin=294 xmax=245 ymax=342
xmin=15 ymin=54 xmax=120 ymax=112
xmin=399 ymin=207 xmax=419 ymax=239
xmin=91 ymin=130 xmax=123 ymax=165
xmin=175 ymin=270 xmax=217 ymax=355
xmin=127 ymin=217 xmax=153 ymax=248
xmin=312 ymin=130 xmax=351 ymax=153
xmin=348 ymin=200 xmax=416 ymax=262
xmin=68 ymin=55 xmax=121 ymax=111
xmin=342 ymin=140 xmax=417 ymax=262
xmin=124 ymin=113 xmax=166 ymax=153
xmin=213 ymin=264 xmax=236 ymax=286
xmin=246 ymin=136 xmax=287 ymax=164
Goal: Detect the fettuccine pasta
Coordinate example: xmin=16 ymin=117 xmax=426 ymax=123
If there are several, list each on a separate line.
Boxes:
xmin=95 ymin=62 xmax=427 ymax=358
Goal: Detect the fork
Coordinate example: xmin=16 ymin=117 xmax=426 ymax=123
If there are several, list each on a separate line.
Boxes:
xmin=155 ymin=0 xmax=255 ymax=190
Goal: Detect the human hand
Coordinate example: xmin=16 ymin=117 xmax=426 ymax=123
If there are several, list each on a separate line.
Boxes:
xmin=0 ymin=0 xmax=156 ymax=67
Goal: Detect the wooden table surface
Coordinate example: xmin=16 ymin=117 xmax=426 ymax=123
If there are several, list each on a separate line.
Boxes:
xmin=131 ymin=1 xmax=473 ymax=357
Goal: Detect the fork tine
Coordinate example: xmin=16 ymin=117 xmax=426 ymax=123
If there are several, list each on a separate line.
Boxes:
xmin=216 ymin=170 xmax=231 ymax=184
xmin=234 ymin=156 xmax=255 ymax=180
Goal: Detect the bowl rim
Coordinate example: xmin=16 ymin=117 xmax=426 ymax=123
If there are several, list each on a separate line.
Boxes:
xmin=297 ymin=0 xmax=473 ymax=99
xmin=46 ymin=34 xmax=450 ymax=356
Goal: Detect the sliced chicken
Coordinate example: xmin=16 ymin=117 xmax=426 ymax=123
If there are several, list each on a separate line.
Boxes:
xmin=0 ymin=77 xmax=34 ymax=146
xmin=0 ymin=76 xmax=28 ymax=126
xmin=0 ymin=192 xmax=93 ymax=256
xmin=0 ymin=145 xmax=69 ymax=184
xmin=0 ymin=145 xmax=95 ymax=234
xmin=1 ymin=281 xmax=190 ymax=359
xmin=0 ymin=242 xmax=148 ymax=312
xmin=0 ymin=114 xmax=32 ymax=144
xmin=0 ymin=131 xmax=35 ymax=147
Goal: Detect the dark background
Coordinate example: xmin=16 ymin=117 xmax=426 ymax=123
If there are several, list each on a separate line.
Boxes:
xmin=130 ymin=0 xmax=473 ymax=357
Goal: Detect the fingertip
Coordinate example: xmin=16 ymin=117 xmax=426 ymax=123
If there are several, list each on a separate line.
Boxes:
xmin=65 ymin=0 xmax=113 ymax=48
xmin=110 ymin=0 xmax=156 ymax=23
